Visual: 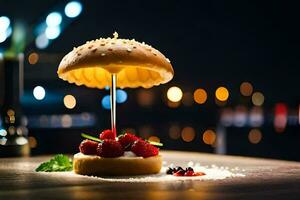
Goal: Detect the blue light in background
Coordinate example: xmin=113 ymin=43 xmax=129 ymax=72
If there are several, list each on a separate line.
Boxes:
xmin=101 ymin=95 xmax=111 ymax=110
xmin=0 ymin=16 xmax=10 ymax=32
xmin=33 ymin=86 xmax=46 ymax=100
xmin=45 ymin=26 xmax=61 ymax=39
xmin=0 ymin=16 xmax=11 ymax=43
xmin=116 ymin=89 xmax=127 ymax=103
xmin=65 ymin=1 xmax=82 ymax=18
xmin=35 ymin=33 xmax=49 ymax=49
xmin=46 ymin=12 xmax=62 ymax=27
xmin=105 ymin=86 xmax=110 ymax=90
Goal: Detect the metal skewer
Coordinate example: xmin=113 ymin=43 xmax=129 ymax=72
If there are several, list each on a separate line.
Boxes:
xmin=110 ymin=73 xmax=117 ymax=138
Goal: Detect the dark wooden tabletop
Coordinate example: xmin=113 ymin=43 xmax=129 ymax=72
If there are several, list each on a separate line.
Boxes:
xmin=0 ymin=150 xmax=299 ymax=200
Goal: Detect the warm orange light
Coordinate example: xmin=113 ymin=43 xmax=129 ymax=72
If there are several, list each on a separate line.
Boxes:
xmin=61 ymin=114 xmax=73 ymax=128
xmin=148 ymin=136 xmax=160 ymax=143
xmin=252 ymin=92 xmax=264 ymax=106
xmin=28 ymin=52 xmax=39 ymax=65
xmin=215 ymin=87 xmax=229 ymax=101
xmin=240 ymin=82 xmax=253 ymax=96
xmin=248 ymin=129 xmax=262 ymax=144
xmin=202 ymin=129 xmax=216 ymax=145
xmin=167 ymin=100 xmax=180 ymax=108
xmin=167 ymin=86 xmax=183 ymax=102
xmin=181 ymin=126 xmax=195 ymax=142
xmin=137 ymin=89 xmax=155 ymax=107
xmin=169 ymin=125 xmax=181 ymax=139
xmin=63 ymin=95 xmax=76 ymax=109
xmin=7 ymin=109 xmax=15 ymax=116
xmin=193 ymin=88 xmax=207 ymax=104
xmin=28 ymin=136 xmax=38 ymax=148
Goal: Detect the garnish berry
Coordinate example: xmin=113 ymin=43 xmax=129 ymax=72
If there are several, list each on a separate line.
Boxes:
xmin=131 ymin=139 xmax=159 ymax=158
xmin=79 ymin=139 xmax=98 ymax=155
xmin=99 ymin=129 xmax=115 ymax=140
xmin=97 ymin=139 xmax=124 ymax=158
xmin=174 ymin=169 xmax=186 ymax=176
xmin=118 ymin=133 xmax=140 ymax=150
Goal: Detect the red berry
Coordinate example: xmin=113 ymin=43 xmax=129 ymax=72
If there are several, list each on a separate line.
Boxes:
xmin=97 ymin=139 xmax=124 ymax=158
xmin=131 ymin=140 xmax=159 ymax=158
xmin=118 ymin=133 xmax=140 ymax=150
xmin=184 ymin=170 xmax=194 ymax=176
xmin=99 ymin=129 xmax=115 ymax=140
xmin=173 ymin=169 xmax=185 ymax=176
xmin=79 ymin=139 xmax=98 ymax=155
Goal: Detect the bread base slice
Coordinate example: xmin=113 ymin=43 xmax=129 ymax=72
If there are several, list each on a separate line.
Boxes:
xmin=73 ymin=153 xmax=162 ymax=176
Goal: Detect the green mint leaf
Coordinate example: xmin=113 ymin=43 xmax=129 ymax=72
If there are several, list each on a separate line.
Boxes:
xmin=81 ymin=133 xmax=102 ymax=142
xmin=35 ymin=154 xmax=73 ymax=172
xmin=148 ymin=141 xmax=163 ymax=147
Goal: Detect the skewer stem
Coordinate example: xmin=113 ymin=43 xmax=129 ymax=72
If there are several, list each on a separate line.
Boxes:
xmin=110 ymin=73 xmax=117 ymax=138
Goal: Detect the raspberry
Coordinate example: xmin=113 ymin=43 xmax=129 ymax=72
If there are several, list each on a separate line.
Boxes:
xmin=131 ymin=140 xmax=159 ymax=158
xmin=118 ymin=133 xmax=140 ymax=150
xmin=79 ymin=139 xmax=98 ymax=155
xmin=99 ymin=129 xmax=115 ymax=140
xmin=97 ymin=139 xmax=124 ymax=158
xmin=184 ymin=170 xmax=194 ymax=176
xmin=173 ymin=169 xmax=185 ymax=176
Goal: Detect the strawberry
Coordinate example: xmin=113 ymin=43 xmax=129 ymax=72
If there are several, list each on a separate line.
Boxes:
xmin=131 ymin=140 xmax=159 ymax=158
xmin=97 ymin=139 xmax=124 ymax=158
xmin=99 ymin=129 xmax=115 ymax=140
xmin=79 ymin=139 xmax=98 ymax=155
xmin=118 ymin=133 xmax=140 ymax=150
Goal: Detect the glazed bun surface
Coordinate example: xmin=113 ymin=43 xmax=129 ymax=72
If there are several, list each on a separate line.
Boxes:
xmin=58 ymin=34 xmax=173 ymax=89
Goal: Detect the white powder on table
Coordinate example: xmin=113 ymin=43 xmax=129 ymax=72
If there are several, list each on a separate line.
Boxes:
xmin=66 ymin=164 xmax=245 ymax=183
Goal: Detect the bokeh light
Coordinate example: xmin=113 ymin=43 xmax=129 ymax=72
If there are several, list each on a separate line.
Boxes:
xmin=33 ymin=86 xmax=46 ymax=100
xmin=233 ymin=105 xmax=247 ymax=127
xmin=169 ymin=124 xmax=181 ymax=140
xmin=148 ymin=136 xmax=160 ymax=143
xmin=0 ymin=16 xmax=10 ymax=32
xmin=28 ymin=136 xmax=38 ymax=148
xmin=240 ymin=82 xmax=253 ymax=96
xmin=35 ymin=34 xmax=49 ymax=49
xmin=167 ymin=100 xmax=180 ymax=108
xmin=116 ymin=89 xmax=127 ymax=103
xmin=28 ymin=52 xmax=39 ymax=65
xmin=61 ymin=114 xmax=73 ymax=128
xmin=181 ymin=126 xmax=195 ymax=142
xmin=248 ymin=129 xmax=262 ymax=144
xmin=46 ymin=12 xmax=62 ymax=27
xmin=63 ymin=95 xmax=76 ymax=109
xmin=249 ymin=106 xmax=264 ymax=127
xmin=0 ymin=129 xmax=7 ymax=137
xmin=167 ymin=86 xmax=183 ymax=102
xmin=202 ymin=129 xmax=216 ymax=145
xmin=193 ymin=88 xmax=207 ymax=104
xmin=137 ymin=89 xmax=155 ymax=107
xmin=65 ymin=1 xmax=83 ymax=18
xmin=101 ymin=95 xmax=111 ymax=110
xmin=274 ymin=103 xmax=288 ymax=133
xmin=215 ymin=86 xmax=229 ymax=101
xmin=45 ymin=26 xmax=61 ymax=39
xmin=252 ymin=92 xmax=264 ymax=106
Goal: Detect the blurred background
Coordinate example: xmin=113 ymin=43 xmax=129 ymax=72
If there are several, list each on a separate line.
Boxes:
xmin=0 ymin=0 xmax=299 ymax=161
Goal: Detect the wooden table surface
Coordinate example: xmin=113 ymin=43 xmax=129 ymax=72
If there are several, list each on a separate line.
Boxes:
xmin=0 ymin=150 xmax=299 ymax=200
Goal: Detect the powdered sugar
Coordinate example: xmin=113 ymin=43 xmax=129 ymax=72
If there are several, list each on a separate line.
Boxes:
xmin=60 ymin=163 xmax=245 ymax=183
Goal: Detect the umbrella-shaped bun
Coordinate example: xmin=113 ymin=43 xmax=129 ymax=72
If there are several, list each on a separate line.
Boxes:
xmin=57 ymin=33 xmax=174 ymax=89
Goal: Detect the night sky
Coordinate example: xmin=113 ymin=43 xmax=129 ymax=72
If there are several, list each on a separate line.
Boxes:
xmin=1 ymin=0 xmax=299 ymax=103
